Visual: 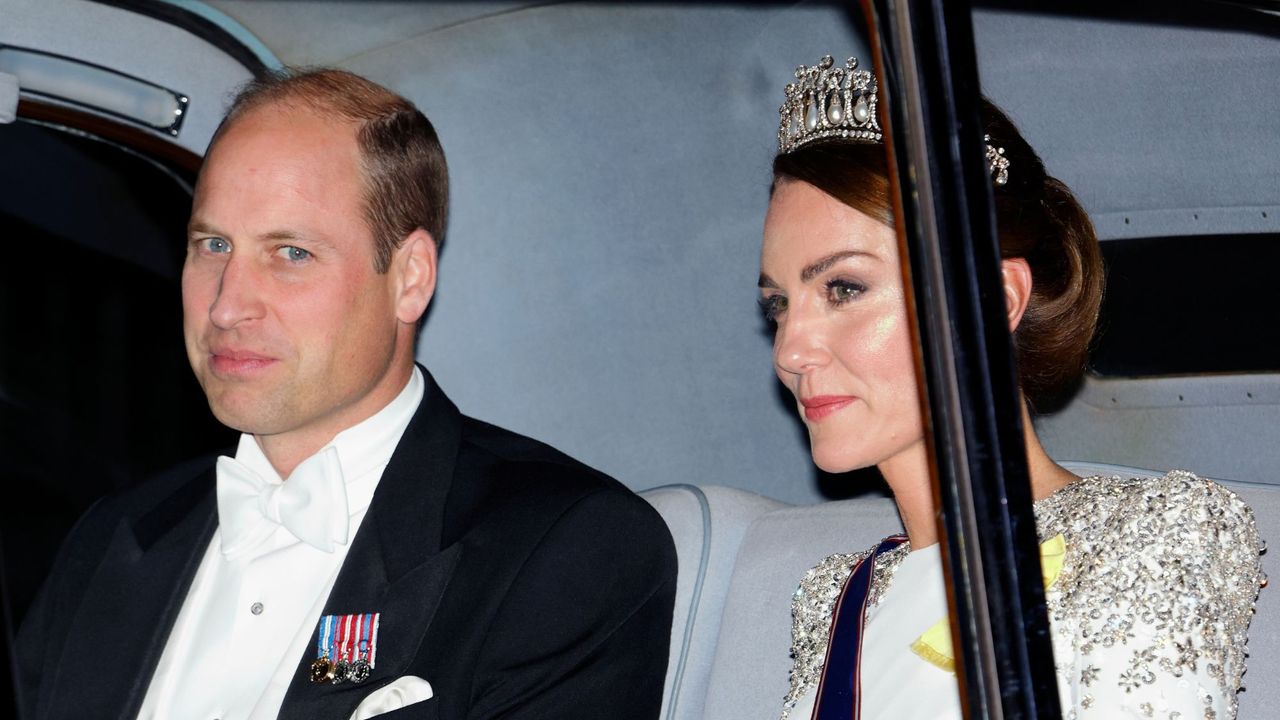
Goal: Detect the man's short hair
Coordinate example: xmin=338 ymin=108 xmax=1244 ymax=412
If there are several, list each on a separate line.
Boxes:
xmin=212 ymin=68 xmax=449 ymax=272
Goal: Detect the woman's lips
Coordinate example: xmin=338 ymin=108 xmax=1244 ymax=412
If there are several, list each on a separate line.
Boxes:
xmin=800 ymin=395 xmax=856 ymax=421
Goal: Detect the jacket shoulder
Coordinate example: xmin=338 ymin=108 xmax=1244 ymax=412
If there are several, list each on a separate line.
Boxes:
xmin=456 ymin=416 xmax=631 ymax=498
xmin=48 ymin=451 xmax=218 ymax=554
xmin=448 ymin=415 xmax=671 ymax=546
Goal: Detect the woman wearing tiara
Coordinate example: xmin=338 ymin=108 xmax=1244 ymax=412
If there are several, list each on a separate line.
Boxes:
xmin=761 ymin=56 xmax=1265 ymax=719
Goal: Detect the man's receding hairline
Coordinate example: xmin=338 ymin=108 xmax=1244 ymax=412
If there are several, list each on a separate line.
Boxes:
xmin=200 ymin=97 xmax=389 ymax=275
xmin=212 ymin=96 xmax=364 ymax=149
xmin=203 ymin=68 xmax=448 ymax=274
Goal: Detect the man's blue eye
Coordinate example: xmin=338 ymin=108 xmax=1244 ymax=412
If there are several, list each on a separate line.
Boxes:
xmin=280 ymin=246 xmax=311 ymax=262
xmin=204 ymin=237 xmax=231 ymax=254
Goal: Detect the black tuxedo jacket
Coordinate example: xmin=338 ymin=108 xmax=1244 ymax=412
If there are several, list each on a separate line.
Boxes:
xmin=17 ymin=370 xmax=677 ymax=720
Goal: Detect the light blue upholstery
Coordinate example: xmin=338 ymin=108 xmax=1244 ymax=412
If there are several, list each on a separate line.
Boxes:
xmin=701 ymin=495 xmax=902 ymax=720
xmin=640 ymin=485 xmax=784 ymax=720
xmin=653 ymin=466 xmax=1277 ymax=719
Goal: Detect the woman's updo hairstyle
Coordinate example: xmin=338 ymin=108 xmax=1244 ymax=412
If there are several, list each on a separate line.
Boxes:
xmin=773 ymin=99 xmax=1104 ymax=410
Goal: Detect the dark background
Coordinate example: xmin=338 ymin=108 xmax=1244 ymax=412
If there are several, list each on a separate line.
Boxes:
xmin=0 ymin=121 xmax=235 ymax=628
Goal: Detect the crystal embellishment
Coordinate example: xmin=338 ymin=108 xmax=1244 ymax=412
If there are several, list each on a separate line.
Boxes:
xmin=778 ymin=55 xmax=881 ymax=154
xmin=779 ymin=471 xmax=1264 ymax=720
xmin=777 ymin=55 xmax=1012 ymax=187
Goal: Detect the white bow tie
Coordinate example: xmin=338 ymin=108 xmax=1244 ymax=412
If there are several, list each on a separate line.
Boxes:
xmin=216 ymin=447 xmax=351 ymax=559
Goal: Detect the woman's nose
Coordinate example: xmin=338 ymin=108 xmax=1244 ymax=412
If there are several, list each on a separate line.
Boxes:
xmin=773 ymin=309 xmax=830 ymax=376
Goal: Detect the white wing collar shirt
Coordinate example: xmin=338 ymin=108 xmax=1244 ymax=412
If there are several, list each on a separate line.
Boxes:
xmin=137 ymin=367 xmax=425 ymax=720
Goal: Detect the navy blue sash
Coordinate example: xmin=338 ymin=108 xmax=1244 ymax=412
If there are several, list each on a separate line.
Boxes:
xmin=812 ymin=535 xmax=909 ymax=720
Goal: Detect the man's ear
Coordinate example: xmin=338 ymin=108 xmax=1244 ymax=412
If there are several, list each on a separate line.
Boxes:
xmin=392 ymin=228 xmax=437 ymax=325
xmin=1001 ymin=257 xmax=1032 ymax=333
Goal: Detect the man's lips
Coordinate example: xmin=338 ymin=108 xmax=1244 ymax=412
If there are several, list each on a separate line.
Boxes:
xmin=209 ymin=349 xmax=278 ymax=376
xmin=800 ymin=395 xmax=856 ymax=421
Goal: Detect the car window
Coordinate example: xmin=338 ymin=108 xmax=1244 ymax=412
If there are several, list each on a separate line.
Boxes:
xmin=1091 ymin=234 xmax=1280 ymax=377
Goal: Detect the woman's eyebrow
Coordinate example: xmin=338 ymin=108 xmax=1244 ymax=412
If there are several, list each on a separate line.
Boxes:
xmin=801 ymin=250 xmax=877 ymax=282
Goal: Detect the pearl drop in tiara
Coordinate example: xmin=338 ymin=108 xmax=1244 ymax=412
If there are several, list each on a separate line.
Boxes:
xmin=778 ymin=55 xmax=1010 ymax=186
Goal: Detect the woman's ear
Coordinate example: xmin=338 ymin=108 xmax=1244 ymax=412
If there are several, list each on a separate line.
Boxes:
xmin=1001 ymin=257 xmax=1032 ymax=332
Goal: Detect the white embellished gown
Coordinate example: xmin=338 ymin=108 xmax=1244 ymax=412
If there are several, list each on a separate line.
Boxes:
xmin=780 ymin=471 xmax=1265 ymax=720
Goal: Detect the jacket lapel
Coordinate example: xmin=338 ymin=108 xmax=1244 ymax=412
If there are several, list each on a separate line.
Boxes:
xmin=46 ymin=467 xmax=217 ymax=720
xmin=278 ymin=369 xmax=464 ymax=720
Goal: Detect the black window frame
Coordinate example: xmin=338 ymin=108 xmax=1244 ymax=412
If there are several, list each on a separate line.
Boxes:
xmin=869 ymin=0 xmax=1279 ymax=717
xmin=859 ymin=0 xmax=1058 ymax=715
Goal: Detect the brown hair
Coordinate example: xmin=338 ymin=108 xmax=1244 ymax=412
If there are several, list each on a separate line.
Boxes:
xmin=211 ymin=68 xmax=449 ymax=273
xmin=773 ymin=100 xmax=1104 ymax=409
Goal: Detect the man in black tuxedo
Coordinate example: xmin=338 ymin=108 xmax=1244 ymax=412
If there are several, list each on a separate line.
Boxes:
xmin=16 ymin=69 xmax=676 ymax=720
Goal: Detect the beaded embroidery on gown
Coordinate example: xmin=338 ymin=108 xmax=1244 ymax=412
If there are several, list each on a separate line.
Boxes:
xmin=780 ymin=471 xmax=1265 ymax=720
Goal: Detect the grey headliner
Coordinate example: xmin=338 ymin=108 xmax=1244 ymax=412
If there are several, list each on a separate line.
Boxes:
xmin=4 ymin=1 xmax=1277 ymax=502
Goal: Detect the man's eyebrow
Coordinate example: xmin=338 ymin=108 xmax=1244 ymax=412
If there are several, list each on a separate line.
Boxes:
xmin=262 ymin=229 xmax=338 ymax=252
xmin=262 ymin=229 xmax=303 ymax=242
xmin=187 ymin=224 xmax=336 ymax=251
xmin=187 ymin=220 xmax=221 ymax=237
xmin=800 ymin=250 xmax=877 ymax=283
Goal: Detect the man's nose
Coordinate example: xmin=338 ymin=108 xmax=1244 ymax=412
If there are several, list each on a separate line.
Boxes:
xmin=208 ymin=255 xmax=266 ymax=329
xmin=773 ymin=306 xmax=830 ymax=377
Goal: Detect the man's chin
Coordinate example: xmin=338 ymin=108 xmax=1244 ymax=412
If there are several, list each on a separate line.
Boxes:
xmin=210 ymin=410 xmax=268 ymax=436
xmin=205 ymin=391 xmax=287 ymax=437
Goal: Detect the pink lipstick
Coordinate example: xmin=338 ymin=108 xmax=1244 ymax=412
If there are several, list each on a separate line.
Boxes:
xmin=800 ymin=395 xmax=855 ymax=421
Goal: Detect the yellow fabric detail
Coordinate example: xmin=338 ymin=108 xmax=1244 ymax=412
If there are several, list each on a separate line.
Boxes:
xmin=909 ymin=534 xmax=1067 ymax=673
xmin=1039 ymin=533 xmax=1066 ymax=589
xmin=911 ymin=621 xmax=956 ymax=672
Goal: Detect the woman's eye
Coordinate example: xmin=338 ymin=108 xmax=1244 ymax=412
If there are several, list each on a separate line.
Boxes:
xmin=277 ymin=246 xmax=312 ymax=262
xmin=826 ymin=279 xmax=867 ymax=305
xmin=200 ymin=237 xmax=231 ymax=254
xmin=758 ymin=294 xmax=788 ymax=321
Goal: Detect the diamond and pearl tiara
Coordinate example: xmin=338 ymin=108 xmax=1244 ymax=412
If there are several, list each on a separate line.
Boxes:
xmin=778 ymin=56 xmax=880 ymax=154
xmin=778 ymin=55 xmax=1010 ymax=186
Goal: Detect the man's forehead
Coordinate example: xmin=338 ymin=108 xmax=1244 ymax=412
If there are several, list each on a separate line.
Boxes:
xmin=211 ymin=101 xmax=358 ymax=156
xmin=192 ymin=124 xmax=367 ymax=235
xmin=198 ymin=107 xmax=361 ymax=188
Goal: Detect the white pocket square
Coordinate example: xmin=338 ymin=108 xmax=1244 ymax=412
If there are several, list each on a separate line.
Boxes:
xmin=348 ymin=675 xmax=434 ymax=719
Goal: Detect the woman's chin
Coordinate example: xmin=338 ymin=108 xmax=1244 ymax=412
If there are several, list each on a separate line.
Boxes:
xmin=809 ymin=447 xmax=870 ymax=475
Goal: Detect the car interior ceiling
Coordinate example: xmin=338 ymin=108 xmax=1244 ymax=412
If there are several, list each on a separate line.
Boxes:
xmin=1 ymin=3 xmax=1277 ymax=718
